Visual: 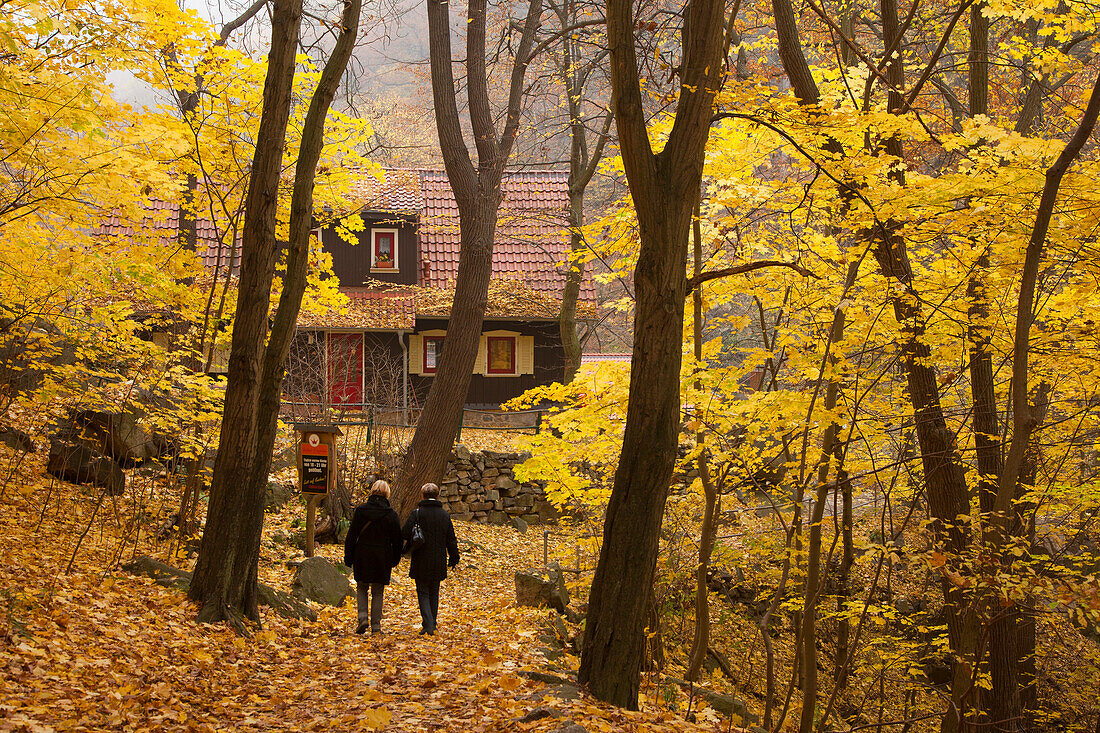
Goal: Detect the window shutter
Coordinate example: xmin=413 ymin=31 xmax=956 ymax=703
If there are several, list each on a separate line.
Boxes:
xmin=408 ymin=334 xmax=423 ymax=375
xmin=475 ymin=336 xmax=488 ymax=375
xmin=518 ymin=335 xmax=534 ymax=375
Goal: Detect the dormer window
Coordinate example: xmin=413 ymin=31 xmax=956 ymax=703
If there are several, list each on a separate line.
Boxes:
xmin=371 ymin=228 xmax=398 ymax=271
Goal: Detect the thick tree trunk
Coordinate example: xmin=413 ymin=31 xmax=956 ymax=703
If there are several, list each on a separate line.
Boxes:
xmin=190 ymin=0 xmax=362 ymax=627
xmin=578 ymin=184 xmax=693 ymax=707
xmin=247 ymin=0 xmax=363 ymax=548
xmin=188 ymin=0 xmax=303 ymax=628
xmin=395 ymin=0 xmax=541 ymax=517
xmin=579 ymin=0 xmax=725 ymax=705
xmin=398 ymin=210 xmax=497 ymax=516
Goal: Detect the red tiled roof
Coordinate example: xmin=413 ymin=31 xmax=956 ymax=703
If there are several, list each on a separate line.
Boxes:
xmin=298 ymin=287 xmax=417 ymax=330
xmin=95 ymin=198 xmax=241 ymax=275
xmin=417 ymin=170 xmax=594 ymax=300
xmin=348 ymin=169 xmax=596 ymax=304
xmin=348 ymin=168 xmax=422 ymax=213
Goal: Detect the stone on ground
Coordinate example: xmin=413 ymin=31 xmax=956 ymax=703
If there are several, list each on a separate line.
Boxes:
xmin=292 ymin=556 xmax=351 ymax=607
xmin=515 ymin=563 xmax=569 ymax=613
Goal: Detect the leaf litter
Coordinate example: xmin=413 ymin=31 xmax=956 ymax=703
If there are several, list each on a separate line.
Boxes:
xmin=0 ymin=448 xmax=743 ymax=732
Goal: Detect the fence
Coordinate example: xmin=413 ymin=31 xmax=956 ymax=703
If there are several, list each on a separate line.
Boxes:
xmin=279 ymin=401 xmax=548 ymax=439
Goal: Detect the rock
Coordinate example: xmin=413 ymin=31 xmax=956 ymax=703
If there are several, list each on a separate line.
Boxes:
xmin=485 ymin=489 xmax=500 ymax=503
xmin=488 ymin=511 xmax=508 ymax=524
xmin=122 ymin=555 xmax=317 ymax=622
xmin=551 ymin=723 xmax=587 ymax=733
xmin=534 ymin=500 xmax=559 ymax=523
xmin=292 ymin=556 xmax=351 ymax=607
xmin=454 ymin=444 xmax=472 ymax=461
xmin=271 ymin=443 xmax=297 ymax=472
xmin=47 ymin=438 xmax=125 ymax=495
xmin=515 ymin=707 xmax=562 ymax=723
xmin=0 ymin=426 xmax=34 ymax=453
xmin=515 ymin=565 xmax=569 ymax=613
xmin=71 ymin=408 xmax=160 ymax=466
xmin=483 ymin=468 xmax=501 ymax=479
xmin=511 ymin=516 xmax=529 ymax=534
xmin=265 ymin=481 xmax=296 ymax=511
xmin=495 ymin=476 xmax=518 ymax=492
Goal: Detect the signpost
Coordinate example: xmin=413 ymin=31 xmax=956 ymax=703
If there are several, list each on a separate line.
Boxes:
xmin=294 ymin=424 xmax=342 ymax=557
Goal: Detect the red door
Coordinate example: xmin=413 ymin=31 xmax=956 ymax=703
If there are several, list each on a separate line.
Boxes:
xmin=327 ymin=332 xmax=363 ymax=409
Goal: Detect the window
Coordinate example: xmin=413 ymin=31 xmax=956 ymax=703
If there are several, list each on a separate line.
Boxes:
xmin=486 ymin=336 xmax=516 ymax=374
xmin=371 ymin=228 xmax=398 ymax=270
xmin=424 ymin=336 xmax=444 ymax=373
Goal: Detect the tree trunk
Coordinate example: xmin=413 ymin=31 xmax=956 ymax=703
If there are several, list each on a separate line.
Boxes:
xmin=190 ymin=0 xmax=362 ymax=627
xmin=189 ymin=0 xmax=303 ymax=629
xmin=555 ymin=10 xmax=613 ymax=383
xmin=559 ymin=189 xmax=585 ymax=383
xmin=769 ymin=0 xmax=979 ymax=726
xmin=395 ymin=0 xmax=542 ymax=517
xmin=687 ymin=212 xmax=719 ymax=683
xmin=398 ymin=210 xmax=496 ymax=517
xmin=578 ymin=0 xmax=727 ymax=708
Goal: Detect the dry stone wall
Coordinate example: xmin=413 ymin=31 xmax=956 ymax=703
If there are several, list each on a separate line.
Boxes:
xmin=440 ymin=445 xmax=556 ymax=525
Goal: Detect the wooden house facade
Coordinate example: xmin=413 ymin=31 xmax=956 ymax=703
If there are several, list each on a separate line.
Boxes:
xmin=285 ymin=169 xmax=595 ymax=412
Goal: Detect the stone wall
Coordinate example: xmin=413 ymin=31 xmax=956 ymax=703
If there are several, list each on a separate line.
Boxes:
xmin=440 ymin=445 xmax=556 ymax=526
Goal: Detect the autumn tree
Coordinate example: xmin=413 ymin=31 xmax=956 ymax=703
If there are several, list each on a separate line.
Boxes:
xmin=188 ymin=0 xmax=363 ymax=627
xmin=393 ymin=0 xmax=544 ymax=516
xmin=576 ymin=0 xmax=732 ymax=708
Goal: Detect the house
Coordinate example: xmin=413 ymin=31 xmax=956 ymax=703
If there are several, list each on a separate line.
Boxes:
xmin=94 ymin=169 xmax=595 ymax=413
xmin=285 ymin=168 xmax=596 ymax=414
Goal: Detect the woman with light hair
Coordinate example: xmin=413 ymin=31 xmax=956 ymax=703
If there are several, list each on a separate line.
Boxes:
xmin=344 ymin=479 xmax=403 ymax=634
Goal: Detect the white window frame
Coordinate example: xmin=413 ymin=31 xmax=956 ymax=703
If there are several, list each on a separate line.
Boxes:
xmin=370 ymin=227 xmax=399 ymax=272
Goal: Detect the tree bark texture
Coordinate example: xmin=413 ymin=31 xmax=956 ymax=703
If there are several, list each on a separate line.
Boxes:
xmin=189 ymin=0 xmax=304 ymax=627
xmin=396 ymin=0 xmax=542 ymax=517
xmin=246 ymin=0 xmax=363 ymax=562
xmin=578 ymin=0 xmax=727 ymax=709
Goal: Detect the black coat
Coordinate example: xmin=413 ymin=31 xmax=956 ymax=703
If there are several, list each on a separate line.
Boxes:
xmin=403 ymin=498 xmax=459 ymax=583
xmin=344 ymin=495 xmax=403 ymax=585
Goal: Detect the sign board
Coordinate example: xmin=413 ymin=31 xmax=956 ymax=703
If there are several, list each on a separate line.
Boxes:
xmin=300 ymin=435 xmax=330 ymax=494
xmin=294 ymin=424 xmax=342 ymax=496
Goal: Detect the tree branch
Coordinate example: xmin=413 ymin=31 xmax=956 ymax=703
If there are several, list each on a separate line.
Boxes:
xmin=686 ymin=260 xmax=818 ymax=292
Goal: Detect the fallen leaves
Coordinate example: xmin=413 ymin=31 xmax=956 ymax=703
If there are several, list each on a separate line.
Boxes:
xmin=0 ymin=450 xmax=740 ymax=732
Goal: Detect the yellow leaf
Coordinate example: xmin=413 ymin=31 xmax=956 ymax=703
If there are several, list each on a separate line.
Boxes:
xmin=361 ymin=707 xmax=390 ymax=729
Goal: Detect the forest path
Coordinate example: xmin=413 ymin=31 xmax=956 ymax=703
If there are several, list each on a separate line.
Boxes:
xmin=0 ymin=464 xmax=731 ymax=732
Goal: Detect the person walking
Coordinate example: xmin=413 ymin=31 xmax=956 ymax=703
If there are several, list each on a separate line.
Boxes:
xmin=344 ymin=479 xmax=404 ymax=635
xmin=403 ymin=482 xmax=459 ymax=635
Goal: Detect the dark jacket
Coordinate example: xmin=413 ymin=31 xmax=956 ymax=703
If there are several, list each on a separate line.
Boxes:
xmin=403 ymin=498 xmax=459 ymax=583
xmin=344 ymin=495 xmax=403 ymax=585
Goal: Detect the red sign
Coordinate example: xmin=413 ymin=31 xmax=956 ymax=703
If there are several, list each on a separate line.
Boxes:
xmin=301 ymin=438 xmax=330 ymax=494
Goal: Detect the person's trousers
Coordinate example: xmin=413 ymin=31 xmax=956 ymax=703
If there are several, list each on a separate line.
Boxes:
xmin=415 ymin=579 xmax=441 ymax=632
xmin=356 ymin=582 xmax=385 ymax=630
